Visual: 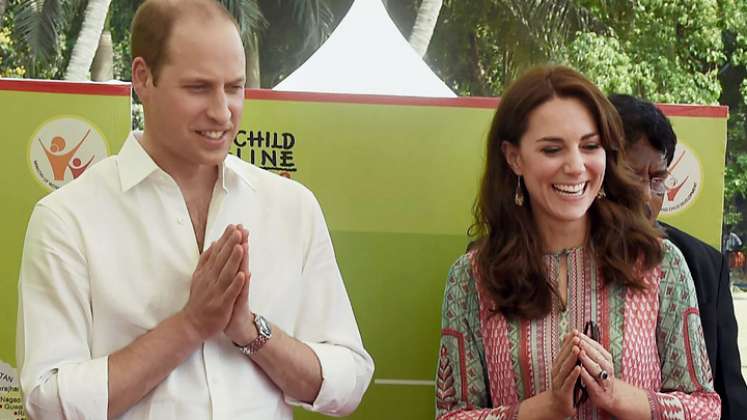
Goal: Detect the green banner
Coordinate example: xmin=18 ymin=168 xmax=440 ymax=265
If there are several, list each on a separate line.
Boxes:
xmin=235 ymin=93 xmax=494 ymax=419
xmin=0 ymin=79 xmax=132 ymax=420
xmin=657 ymin=108 xmax=728 ymax=249
xmin=0 ymin=82 xmax=726 ymax=420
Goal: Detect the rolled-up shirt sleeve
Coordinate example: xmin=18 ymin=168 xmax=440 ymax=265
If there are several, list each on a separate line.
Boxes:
xmin=283 ymin=189 xmax=374 ymax=416
xmin=17 ymin=202 xmax=109 ymax=419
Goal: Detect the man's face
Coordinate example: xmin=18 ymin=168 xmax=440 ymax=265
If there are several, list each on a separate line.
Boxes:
xmin=138 ymin=16 xmax=246 ymax=170
xmin=626 ymin=136 xmax=669 ymax=223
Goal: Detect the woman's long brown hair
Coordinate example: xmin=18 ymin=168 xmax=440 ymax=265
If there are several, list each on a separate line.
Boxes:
xmin=471 ymin=66 xmax=663 ymax=320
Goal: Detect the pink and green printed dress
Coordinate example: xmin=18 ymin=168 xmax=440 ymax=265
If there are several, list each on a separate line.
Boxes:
xmin=435 ymin=240 xmax=720 ymax=419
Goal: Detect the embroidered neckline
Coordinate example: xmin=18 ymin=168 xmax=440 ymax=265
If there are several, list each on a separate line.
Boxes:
xmin=544 ymin=245 xmax=584 ymax=258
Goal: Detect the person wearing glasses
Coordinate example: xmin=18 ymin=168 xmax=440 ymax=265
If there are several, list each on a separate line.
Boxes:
xmin=435 ymin=67 xmax=720 ymax=419
xmin=610 ymin=93 xmax=747 ymax=419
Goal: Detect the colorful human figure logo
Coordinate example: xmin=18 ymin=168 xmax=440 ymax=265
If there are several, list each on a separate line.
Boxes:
xmin=665 ymin=150 xmax=689 ymax=202
xmin=660 ymin=143 xmax=701 ymax=215
xmin=28 ymin=117 xmax=109 ymax=191
xmin=37 ymin=130 xmax=92 ymax=181
xmin=68 ymin=156 xmax=96 ymax=179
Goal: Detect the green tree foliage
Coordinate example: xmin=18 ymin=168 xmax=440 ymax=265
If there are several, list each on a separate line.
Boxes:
xmin=426 ymin=0 xmax=602 ymax=95
xmin=716 ymin=0 xmax=747 ymax=231
xmin=108 ymin=0 xmax=139 ymax=80
xmin=7 ymin=0 xmax=72 ymax=78
xmin=4 ymin=0 xmax=344 ymax=84
xmin=425 ymin=0 xmax=723 ymax=101
xmin=567 ymin=0 xmax=723 ymax=103
xmin=0 ymin=12 xmax=26 ymax=77
xmin=563 ymin=32 xmax=634 ymax=94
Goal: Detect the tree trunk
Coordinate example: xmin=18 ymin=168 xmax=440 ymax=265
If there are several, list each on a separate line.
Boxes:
xmin=408 ymin=0 xmax=443 ymax=57
xmin=469 ymin=31 xmax=487 ymax=96
xmin=245 ymin=33 xmax=260 ymax=88
xmin=90 ymin=30 xmax=113 ymax=81
xmin=64 ymin=0 xmax=112 ymax=80
xmin=0 ymin=0 xmax=8 ymax=22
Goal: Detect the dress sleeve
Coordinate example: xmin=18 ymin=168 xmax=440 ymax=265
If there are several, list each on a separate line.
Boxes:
xmin=651 ymin=240 xmax=721 ymax=419
xmin=435 ymin=255 xmax=519 ymax=420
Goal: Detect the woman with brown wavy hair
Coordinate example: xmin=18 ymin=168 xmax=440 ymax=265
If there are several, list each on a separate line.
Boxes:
xmin=435 ymin=66 xmax=720 ymax=419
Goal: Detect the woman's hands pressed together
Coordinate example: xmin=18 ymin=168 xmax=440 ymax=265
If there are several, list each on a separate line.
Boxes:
xmin=576 ymin=331 xmax=617 ymax=412
xmin=548 ymin=331 xmax=584 ymax=417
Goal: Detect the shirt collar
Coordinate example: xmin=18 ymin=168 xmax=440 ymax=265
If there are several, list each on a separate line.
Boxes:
xmin=117 ymin=131 xmax=256 ymax=192
xmin=117 ymin=132 xmax=160 ymax=192
xmin=224 ymin=154 xmax=257 ymax=191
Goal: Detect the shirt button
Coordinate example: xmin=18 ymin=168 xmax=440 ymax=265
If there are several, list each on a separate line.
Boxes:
xmin=177 ymin=217 xmax=185 ymax=225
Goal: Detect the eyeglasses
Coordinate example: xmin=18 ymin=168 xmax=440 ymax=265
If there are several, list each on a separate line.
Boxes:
xmin=649 ymin=177 xmax=668 ymax=196
xmin=573 ymin=320 xmax=600 ymax=408
xmin=632 ymin=173 xmax=668 ymax=196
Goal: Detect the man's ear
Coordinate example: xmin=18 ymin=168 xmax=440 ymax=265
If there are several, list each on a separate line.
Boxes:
xmin=501 ymin=141 xmax=523 ymax=176
xmin=132 ymin=57 xmax=153 ymax=102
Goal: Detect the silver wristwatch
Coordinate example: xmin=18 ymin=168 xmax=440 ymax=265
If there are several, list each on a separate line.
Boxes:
xmin=234 ymin=314 xmax=272 ymax=356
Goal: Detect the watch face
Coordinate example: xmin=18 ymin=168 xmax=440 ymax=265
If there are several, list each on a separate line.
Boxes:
xmin=256 ymin=315 xmax=272 ymax=338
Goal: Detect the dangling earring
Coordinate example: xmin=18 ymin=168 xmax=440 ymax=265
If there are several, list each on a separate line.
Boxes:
xmin=596 ymin=186 xmax=607 ymax=200
xmin=514 ymin=176 xmax=525 ymax=206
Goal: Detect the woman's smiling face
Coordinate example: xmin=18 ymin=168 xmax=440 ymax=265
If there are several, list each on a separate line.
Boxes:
xmin=503 ymin=96 xmax=607 ymax=228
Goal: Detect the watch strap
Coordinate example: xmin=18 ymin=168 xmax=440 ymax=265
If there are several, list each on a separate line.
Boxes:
xmin=236 ymin=333 xmax=269 ymax=356
xmin=234 ymin=314 xmax=271 ymax=356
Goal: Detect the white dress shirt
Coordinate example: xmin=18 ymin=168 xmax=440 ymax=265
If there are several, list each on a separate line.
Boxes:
xmin=17 ymin=132 xmax=374 ymax=419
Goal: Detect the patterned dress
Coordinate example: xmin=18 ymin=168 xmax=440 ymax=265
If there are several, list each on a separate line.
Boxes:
xmin=436 ymin=240 xmax=720 ymax=419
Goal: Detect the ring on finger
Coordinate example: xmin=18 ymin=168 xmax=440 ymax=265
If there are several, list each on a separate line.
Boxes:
xmin=597 ymin=369 xmax=609 ymax=381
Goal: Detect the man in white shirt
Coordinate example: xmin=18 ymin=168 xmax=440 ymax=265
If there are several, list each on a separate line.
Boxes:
xmin=16 ymin=0 xmax=374 ymax=418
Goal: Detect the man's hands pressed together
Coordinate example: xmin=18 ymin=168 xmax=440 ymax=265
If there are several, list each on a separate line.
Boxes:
xmin=180 ymin=222 xmax=261 ymax=351
xmin=225 ymin=226 xmax=258 ymax=347
xmin=107 ymin=224 xmax=253 ymax=418
xmin=181 ymin=224 xmax=252 ymax=342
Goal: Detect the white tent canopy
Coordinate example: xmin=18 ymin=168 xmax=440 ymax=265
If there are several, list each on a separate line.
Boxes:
xmin=273 ymin=0 xmax=456 ymax=97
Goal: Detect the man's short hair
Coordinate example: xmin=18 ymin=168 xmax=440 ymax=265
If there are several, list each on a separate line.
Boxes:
xmin=130 ymin=0 xmax=240 ymax=84
xmin=608 ymin=94 xmax=677 ymax=165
